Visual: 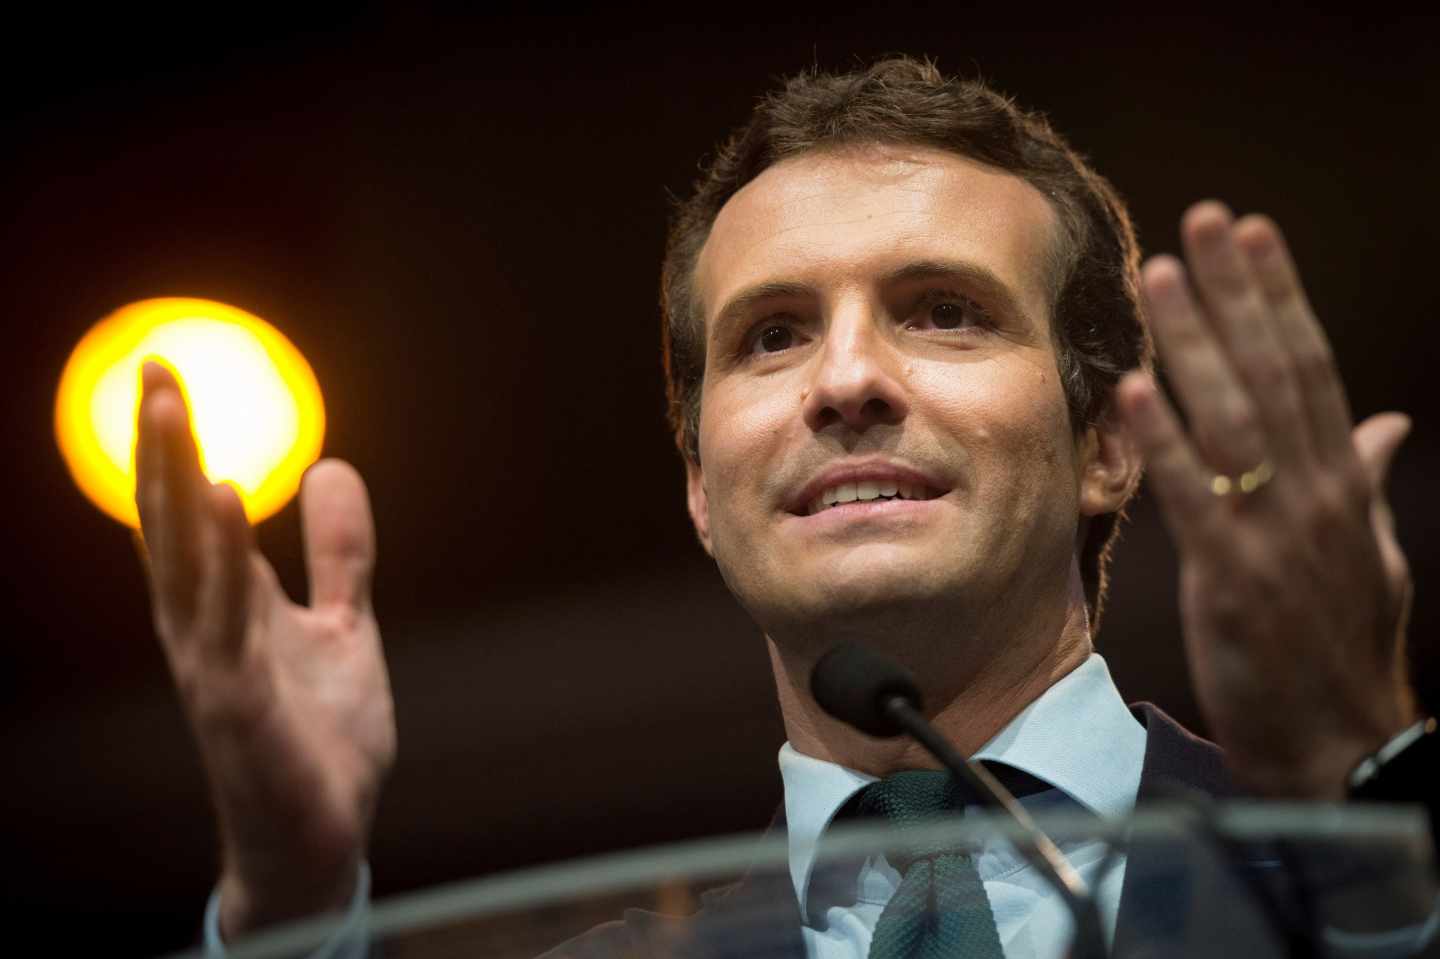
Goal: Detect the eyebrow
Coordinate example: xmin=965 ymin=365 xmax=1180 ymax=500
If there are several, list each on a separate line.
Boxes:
xmin=709 ymin=258 xmax=1033 ymax=343
xmin=879 ymin=259 xmax=1030 ymax=320
xmin=710 ymin=281 xmax=815 ymax=343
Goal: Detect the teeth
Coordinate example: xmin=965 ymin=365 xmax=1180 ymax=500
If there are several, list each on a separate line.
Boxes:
xmin=808 ymin=480 xmax=931 ymax=515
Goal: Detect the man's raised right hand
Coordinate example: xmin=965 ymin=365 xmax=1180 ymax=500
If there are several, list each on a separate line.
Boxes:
xmin=135 ymin=361 xmax=396 ymax=940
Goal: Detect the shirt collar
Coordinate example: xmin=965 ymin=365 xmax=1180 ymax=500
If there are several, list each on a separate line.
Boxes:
xmin=970 ymin=652 xmax=1146 ymax=820
xmin=778 ymin=652 xmax=1146 ymax=917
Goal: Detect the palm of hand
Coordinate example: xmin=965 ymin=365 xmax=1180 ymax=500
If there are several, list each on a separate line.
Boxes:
xmin=136 ymin=361 xmax=394 ymax=933
xmin=206 ymin=577 xmax=395 ymax=895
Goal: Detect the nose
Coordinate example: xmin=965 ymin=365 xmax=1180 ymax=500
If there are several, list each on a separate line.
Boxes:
xmin=801 ymin=305 xmax=910 ymax=434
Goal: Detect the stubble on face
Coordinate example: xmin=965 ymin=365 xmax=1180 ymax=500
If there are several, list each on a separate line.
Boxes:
xmin=689 ymin=145 xmax=1089 ymax=672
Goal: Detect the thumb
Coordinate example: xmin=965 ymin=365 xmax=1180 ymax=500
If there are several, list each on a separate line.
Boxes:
xmin=301 ymin=458 xmax=377 ymax=611
xmin=1352 ymin=412 xmax=1411 ymax=496
xmin=1352 ymin=413 xmax=1410 ymax=596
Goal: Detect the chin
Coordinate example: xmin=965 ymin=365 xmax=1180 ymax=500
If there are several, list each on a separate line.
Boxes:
xmin=763 ymin=567 xmax=970 ymax=650
xmin=716 ymin=535 xmax=982 ymax=642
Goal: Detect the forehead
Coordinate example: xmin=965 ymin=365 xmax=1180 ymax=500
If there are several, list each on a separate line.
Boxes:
xmin=695 ymin=145 xmax=1061 ymax=325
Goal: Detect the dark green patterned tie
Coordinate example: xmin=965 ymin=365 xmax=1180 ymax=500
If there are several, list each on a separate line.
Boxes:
xmin=852 ymin=770 xmax=1006 ymax=959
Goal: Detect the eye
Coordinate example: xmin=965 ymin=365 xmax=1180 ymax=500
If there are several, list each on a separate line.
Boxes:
xmin=929 ymin=302 xmax=970 ymax=330
xmin=752 ymin=323 xmax=796 ymax=354
xmin=908 ymin=290 xmax=990 ymax=333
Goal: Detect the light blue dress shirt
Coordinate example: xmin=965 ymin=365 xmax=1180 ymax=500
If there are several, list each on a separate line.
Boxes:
xmin=780 ymin=652 xmax=1145 ymax=959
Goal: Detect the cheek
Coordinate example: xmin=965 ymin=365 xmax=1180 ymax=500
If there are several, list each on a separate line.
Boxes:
xmin=918 ymin=360 xmax=1076 ymax=491
xmin=697 ymin=380 xmax=796 ymax=523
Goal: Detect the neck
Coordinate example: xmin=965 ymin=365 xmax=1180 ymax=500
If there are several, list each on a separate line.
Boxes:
xmin=769 ymin=580 xmax=1093 ymax=777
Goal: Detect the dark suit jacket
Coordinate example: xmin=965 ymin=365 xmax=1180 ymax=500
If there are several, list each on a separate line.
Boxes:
xmin=540 ymin=704 xmax=1296 ymax=959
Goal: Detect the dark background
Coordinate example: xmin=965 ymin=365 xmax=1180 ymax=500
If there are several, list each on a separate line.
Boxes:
xmin=2 ymin=7 xmax=1437 ymax=956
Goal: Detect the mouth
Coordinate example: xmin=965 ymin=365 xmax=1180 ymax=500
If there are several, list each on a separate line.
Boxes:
xmin=804 ymin=480 xmax=943 ymax=516
xmin=786 ymin=462 xmax=950 ymax=517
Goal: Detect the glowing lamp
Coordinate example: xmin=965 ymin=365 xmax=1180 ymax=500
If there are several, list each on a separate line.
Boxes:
xmin=55 ymin=297 xmax=325 ymax=528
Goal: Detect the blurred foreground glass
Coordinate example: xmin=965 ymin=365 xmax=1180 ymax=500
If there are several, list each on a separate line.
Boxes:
xmin=157 ymin=803 xmax=1439 ymax=959
xmin=55 ymin=297 xmax=325 ymax=527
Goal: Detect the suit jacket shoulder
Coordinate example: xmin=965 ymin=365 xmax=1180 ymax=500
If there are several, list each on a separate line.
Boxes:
xmin=537 ymin=805 xmax=805 ymax=959
xmin=1113 ymin=702 xmax=1263 ymax=958
xmin=1128 ymin=701 xmax=1237 ymax=802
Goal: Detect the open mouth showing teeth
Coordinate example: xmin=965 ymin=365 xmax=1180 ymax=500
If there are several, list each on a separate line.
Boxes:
xmin=806 ymin=481 xmax=941 ymax=516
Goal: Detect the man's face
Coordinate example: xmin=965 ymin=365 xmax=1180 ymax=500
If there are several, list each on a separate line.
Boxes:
xmin=688 ymin=145 xmax=1103 ymax=645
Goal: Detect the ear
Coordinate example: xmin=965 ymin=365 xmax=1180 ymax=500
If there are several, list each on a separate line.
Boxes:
xmin=685 ymin=458 xmax=715 ymax=556
xmin=1078 ymin=402 xmax=1141 ymax=517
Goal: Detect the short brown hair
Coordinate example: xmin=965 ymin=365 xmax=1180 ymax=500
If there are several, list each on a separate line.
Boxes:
xmin=660 ymin=56 xmax=1151 ymax=630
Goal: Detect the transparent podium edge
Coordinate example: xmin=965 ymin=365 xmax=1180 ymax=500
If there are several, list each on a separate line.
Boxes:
xmin=166 ymin=801 xmax=1432 ymax=959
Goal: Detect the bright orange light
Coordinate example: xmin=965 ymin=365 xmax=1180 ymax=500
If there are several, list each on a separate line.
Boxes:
xmin=55 ymin=297 xmax=326 ymax=528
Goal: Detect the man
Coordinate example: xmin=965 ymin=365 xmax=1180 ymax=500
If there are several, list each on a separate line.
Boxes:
xmin=135 ymin=57 xmax=1426 ymax=957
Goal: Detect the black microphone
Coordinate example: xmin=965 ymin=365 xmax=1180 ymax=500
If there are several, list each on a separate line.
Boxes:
xmin=811 ymin=640 xmax=1109 ymax=959
xmin=810 ymin=638 xmax=921 ymax=738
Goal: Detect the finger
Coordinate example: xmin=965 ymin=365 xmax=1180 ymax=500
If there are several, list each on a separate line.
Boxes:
xmin=301 ymin=459 xmax=377 ymax=612
xmin=1141 ymin=255 xmax=1267 ymax=475
xmin=202 ymin=482 xmax=256 ymax=664
xmin=1181 ymin=202 xmax=1310 ymax=464
xmin=136 ymin=360 xmax=207 ymax=631
xmin=1116 ymin=371 xmax=1218 ymax=548
xmin=1234 ymin=215 xmax=1356 ymax=465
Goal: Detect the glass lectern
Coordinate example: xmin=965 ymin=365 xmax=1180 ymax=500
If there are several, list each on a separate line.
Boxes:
xmin=160 ymin=803 xmax=1439 ymax=959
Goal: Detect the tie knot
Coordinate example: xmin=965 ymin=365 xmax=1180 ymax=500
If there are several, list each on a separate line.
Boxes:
xmin=852 ymin=770 xmax=963 ymax=825
xmin=830 ymin=771 xmax=1006 ymax=957
xmin=847 ymin=770 xmax=966 ymax=870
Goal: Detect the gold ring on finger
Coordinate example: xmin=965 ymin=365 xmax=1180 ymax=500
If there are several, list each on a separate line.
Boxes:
xmin=1209 ymin=459 xmax=1275 ymax=496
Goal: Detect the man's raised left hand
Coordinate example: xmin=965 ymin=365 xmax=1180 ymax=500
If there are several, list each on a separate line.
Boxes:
xmin=1115 ymin=201 xmax=1416 ymax=799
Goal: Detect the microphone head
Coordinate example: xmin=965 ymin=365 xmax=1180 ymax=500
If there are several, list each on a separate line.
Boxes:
xmin=810 ymin=641 xmax=923 ymax=738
